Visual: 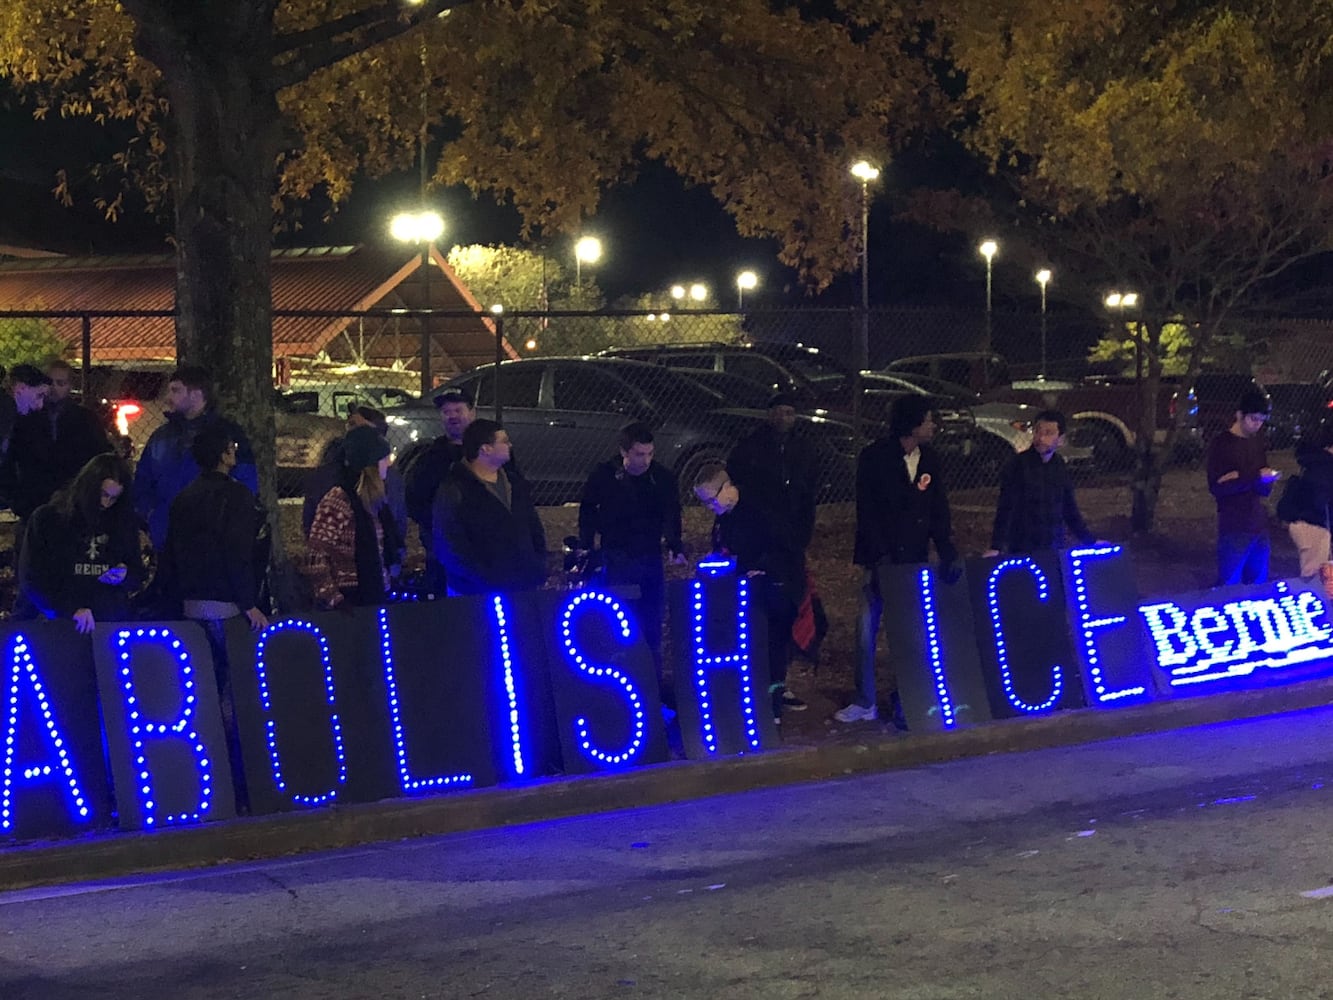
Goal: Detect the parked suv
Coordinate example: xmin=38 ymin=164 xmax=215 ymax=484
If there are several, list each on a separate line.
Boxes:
xmin=85 ymin=365 xmax=344 ymax=495
xmin=404 ymin=357 xmax=858 ymax=505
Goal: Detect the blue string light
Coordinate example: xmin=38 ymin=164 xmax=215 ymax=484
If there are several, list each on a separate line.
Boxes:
xmin=492 ymin=596 xmax=526 ymax=777
xmin=2 ymin=634 xmax=91 ymax=834
xmin=253 ymin=619 xmax=349 ymax=807
xmin=690 ymin=572 xmax=761 ymax=755
xmin=984 ymin=558 xmax=1064 ymax=713
xmin=1065 ymin=546 xmax=1146 ymax=703
xmin=557 ymin=590 xmax=647 ymax=767
xmin=917 ymin=568 xmax=957 ymax=728
xmin=114 ymin=627 xmax=213 ymax=827
xmin=376 ymin=608 xmax=473 ymax=792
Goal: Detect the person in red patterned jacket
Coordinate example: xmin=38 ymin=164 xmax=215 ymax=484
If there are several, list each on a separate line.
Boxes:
xmin=307 ymin=425 xmax=402 ymax=608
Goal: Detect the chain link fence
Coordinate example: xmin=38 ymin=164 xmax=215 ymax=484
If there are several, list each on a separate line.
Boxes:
xmin=0 ymin=304 xmax=1328 ymax=576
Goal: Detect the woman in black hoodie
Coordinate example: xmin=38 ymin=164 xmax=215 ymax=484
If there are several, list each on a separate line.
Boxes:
xmin=1284 ymin=424 xmax=1333 ymax=579
xmin=18 ymin=453 xmax=143 ymax=632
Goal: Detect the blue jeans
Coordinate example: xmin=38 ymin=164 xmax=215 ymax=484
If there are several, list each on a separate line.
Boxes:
xmin=1216 ymin=532 xmax=1269 ymax=587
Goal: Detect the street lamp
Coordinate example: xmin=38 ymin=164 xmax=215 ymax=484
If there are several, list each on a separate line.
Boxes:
xmin=391 ymin=209 xmax=446 ymax=397
xmin=850 ymin=160 xmax=880 ymax=371
xmin=1035 ymin=268 xmax=1052 ymax=380
xmin=736 ymin=270 xmax=758 ymax=310
xmin=574 ymin=236 xmax=602 ymax=286
xmin=978 ymin=238 xmax=998 ymax=350
xmin=670 ymin=284 xmax=686 ymax=301
xmin=688 ymin=282 xmax=709 ymax=303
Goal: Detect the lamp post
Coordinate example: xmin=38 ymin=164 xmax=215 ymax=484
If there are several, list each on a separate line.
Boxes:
xmin=391 ymin=209 xmax=446 ymax=397
xmin=1035 ymin=268 xmax=1052 ymax=380
xmin=978 ymin=238 xmax=998 ymax=351
xmin=850 ymin=160 xmax=880 ymax=372
xmin=688 ymin=282 xmax=708 ymax=303
xmin=574 ymin=236 xmax=602 ymax=288
xmin=736 ymin=270 xmax=758 ymax=310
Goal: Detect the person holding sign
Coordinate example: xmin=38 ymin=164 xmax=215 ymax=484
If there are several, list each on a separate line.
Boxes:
xmin=836 ymin=395 xmax=960 ymax=724
xmin=985 ymin=409 xmax=1095 ymax=557
xmin=1207 ymin=387 xmax=1279 ymax=586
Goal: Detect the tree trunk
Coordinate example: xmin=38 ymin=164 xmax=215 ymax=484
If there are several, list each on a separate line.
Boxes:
xmin=125 ymin=2 xmax=291 ymax=602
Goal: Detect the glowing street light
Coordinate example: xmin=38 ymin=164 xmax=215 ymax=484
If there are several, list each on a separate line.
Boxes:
xmin=391 ymin=209 xmax=446 ymax=396
xmin=979 ymin=238 xmax=998 ymax=350
xmin=574 ymin=236 xmax=602 ymax=286
xmin=736 ymin=270 xmax=758 ymax=310
xmin=850 ymin=160 xmax=880 ymax=372
xmin=688 ymin=283 xmax=708 ymax=303
xmin=670 ymin=284 xmax=686 ymax=300
xmin=1035 ymin=268 xmax=1052 ymax=379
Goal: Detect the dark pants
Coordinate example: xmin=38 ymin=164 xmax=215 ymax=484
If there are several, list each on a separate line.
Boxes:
xmin=1216 ymin=532 xmax=1269 ymax=587
xmin=194 ymin=616 xmax=250 ymax=814
xmin=758 ymin=576 xmax=797 ymax=719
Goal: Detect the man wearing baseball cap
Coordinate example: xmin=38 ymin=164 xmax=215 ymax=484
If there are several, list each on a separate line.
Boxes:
xmin=402 ymin=386 xmax=476 ymax=593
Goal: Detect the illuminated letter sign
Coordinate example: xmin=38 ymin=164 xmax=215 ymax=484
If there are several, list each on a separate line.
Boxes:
xmin=93 ymin=625 xmax=235 ymax=830
xmin=668 ymin=560 xmax=778 ymax=758
xmin=969 ymin=555 xmax=1084 ymax=718
xmin=1140 ymin=581 xmax=1333 ymax=692
xmin=1061 ymin=546 xmax=1154 ymax=706
xmin=544 ymin=590 xmax=668 ymax=773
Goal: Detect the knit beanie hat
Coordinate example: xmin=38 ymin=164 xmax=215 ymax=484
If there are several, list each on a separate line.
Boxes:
xmin=342 ymin=425 xmax=391 ymax=470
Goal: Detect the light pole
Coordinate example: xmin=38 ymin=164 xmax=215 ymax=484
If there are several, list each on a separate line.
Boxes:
xmin=850 ymin=160 xmax=880 ymax=372
xmin=391 ymin=209 xmax=446 ymax=397
xmin=736 ymin=270 xmax=758 ymax=310
xmin=574 ymin=236 xmax=602 ymax=288
xmin=979 ymin=238 xmax=998 ymax=351
xmin=1035 ymin=268 xmax=1052 ymax=380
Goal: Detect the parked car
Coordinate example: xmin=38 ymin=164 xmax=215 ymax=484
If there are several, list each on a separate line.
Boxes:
xmin=278 ymin=381 xmax=418 ymax=420
xmin=85 ymin=365 xmax=345 ymax=495
xmin=884 ymin=352 xmax=1012 ymax=396
xmin=415 ymin=357 xmax=858 ymax=504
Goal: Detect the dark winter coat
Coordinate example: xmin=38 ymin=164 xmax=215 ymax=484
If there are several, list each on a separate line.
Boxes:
xmin=1287 ymin=443 xmax=1333 ymax=528
xmin=18 ymin=498 xmax=143 ymax=621
xmin=404 ymin=435 xmax=463 ymax=540
xmin=711 ymin=491 xmax=805 ymax=609
xmin=6 ymin=399 xmax=112 ymax=519
xmin=432 ymin=462 xmax=546 ymax=595
xmin=989 ymin=448 xmax=1094 ymax=553
xmin=727 ymin=424 xmax=817 ymax=551
xmin=163 ymin=470 xmax=267 ymax=611
xmin=578 ymin=457 xmax=683 ymax=560
xmin=853 ymin=438 xmax=957 ymax=568
xmin=135 ymin=411 xmax=258 ymax=548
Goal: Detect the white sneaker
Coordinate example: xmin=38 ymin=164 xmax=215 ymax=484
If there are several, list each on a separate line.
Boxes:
xmin=833 ymin=702 xmax=878 ymax=723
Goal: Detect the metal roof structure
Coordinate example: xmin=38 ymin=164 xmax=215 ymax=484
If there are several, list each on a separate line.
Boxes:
xmin=0 ymin=244 xmax=518 ymax=375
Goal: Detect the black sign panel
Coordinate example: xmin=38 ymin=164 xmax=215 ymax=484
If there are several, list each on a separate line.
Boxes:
xmin=876 ymin=562 xmax=993 ymax=732
xmin=538 ymin=588 xmax=670 ymax=775
xmin=966 ymin=554 xmax=1086 ymax=719
xmin=668 ymin=568 xmax=780 ymax=759
xmin=1059 ymin=545 xmax=1158 ymax=706
xmin=0 ymin=623 xmax=113 ymax=842
xmin=92 ymin=622 xmax=236 ymax=831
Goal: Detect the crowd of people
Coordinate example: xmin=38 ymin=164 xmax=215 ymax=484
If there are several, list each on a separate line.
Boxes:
xmin=0 ymin=360 xmax=1325 ymax=742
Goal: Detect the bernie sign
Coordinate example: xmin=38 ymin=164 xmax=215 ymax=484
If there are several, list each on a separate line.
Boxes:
xmin=3 ymin=548 xmax=1332 ymax=844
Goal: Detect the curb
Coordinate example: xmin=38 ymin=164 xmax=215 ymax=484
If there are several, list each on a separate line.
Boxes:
xmin=4 ymin=675 xmax=1333 ymax=891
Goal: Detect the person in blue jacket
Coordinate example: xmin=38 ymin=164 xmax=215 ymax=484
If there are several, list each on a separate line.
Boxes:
xmin=134 ymin=366 xmax=257 ymax=549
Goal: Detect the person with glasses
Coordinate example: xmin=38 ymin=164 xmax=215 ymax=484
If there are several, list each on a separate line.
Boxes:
xmin=836 ymin=394 xmax=960 ymax=725
xmin=692 ymin=461 xmax=804 ymax=725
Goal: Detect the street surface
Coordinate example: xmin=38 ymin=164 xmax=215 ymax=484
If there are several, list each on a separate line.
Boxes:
xmin=4 ymin=708 xmax=1333 ymax=999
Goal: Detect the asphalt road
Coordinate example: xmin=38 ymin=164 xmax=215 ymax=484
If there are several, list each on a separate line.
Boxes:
xmin=5 ymin=708 xmax=1333 ymax=999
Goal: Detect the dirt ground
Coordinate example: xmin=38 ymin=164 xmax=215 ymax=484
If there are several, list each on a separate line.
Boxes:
xmin=264 ymin=449 xmax=1303 ymax=747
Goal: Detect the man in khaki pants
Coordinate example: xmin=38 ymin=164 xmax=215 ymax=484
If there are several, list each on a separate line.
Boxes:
xmin=1281 ymin=423 xmax=1333 ymax=582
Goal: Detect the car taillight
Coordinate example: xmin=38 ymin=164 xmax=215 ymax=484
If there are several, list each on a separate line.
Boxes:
xmin=114 ymin=402 xmax=142 ymax=437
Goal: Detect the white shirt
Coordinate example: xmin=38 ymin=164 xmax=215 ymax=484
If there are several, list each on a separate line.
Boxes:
xmin=904 ymin=446 xmax=921 ymax=482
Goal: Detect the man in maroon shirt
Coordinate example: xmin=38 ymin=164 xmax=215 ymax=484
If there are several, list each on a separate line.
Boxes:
xmin=1206 ymin=387 xmax=1280 ymax=586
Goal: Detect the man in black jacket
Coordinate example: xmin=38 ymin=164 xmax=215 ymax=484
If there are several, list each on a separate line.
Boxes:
xmin=726 ymin=393 xmax=817 ymax=551
xmin=403 ymin=388 xmax=476 ymax=592
xmin=579 ymin=422 xmax=685 ymax=695
xmin=432 ymin=419 xmax=546 ymax=596
xmin=836 ymin=395 xmax=960 ymax=724
xmin=986 ymin=410 xmax=1095 ymax=556
xmin=693 ymin=461 xmax=804 ymax=724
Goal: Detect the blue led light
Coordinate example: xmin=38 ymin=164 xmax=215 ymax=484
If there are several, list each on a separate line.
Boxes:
xmin=376 ymin=608 xmax=473 ymax=793
xmin=1065 ymin=546 xmax=1147 ymax=703
xmin=253 ymin=619 xmax=349 ymax=807
xmin=917 ymin=568 xmax=957 ymax=728
xmin=114 ymin=627 xmax=213 ymax=827
xmin=557 ymin=590 xmax=647 ymax=767
xmin=690 ymin=573 xmax=761 ymax=755
xmin=2 ymin=634 xmax=91 ymax=833
xmin=985 ymin=558 xmax=1064 ymax=713
xmin=491 ymin=596 xmax=526 ymax=777
xmin=1139 ymin=581 xmax=1333 ymax=687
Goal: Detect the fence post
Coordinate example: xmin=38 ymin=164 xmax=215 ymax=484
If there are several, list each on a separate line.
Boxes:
xmin=81 ymin=314 xmax=92 ymax=395
xmin=420 ymin=244 xmax=433 ymax=397
xmin=850 ymin=308 xmax=864 ymax=444
xmin=494 ymin=315 xmax=504 ymax=423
